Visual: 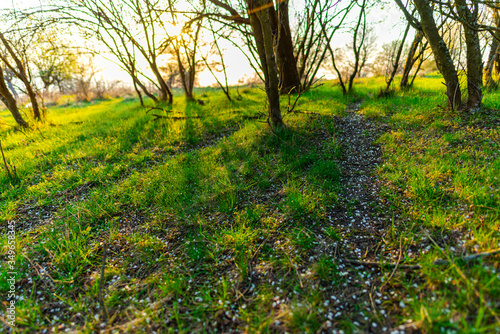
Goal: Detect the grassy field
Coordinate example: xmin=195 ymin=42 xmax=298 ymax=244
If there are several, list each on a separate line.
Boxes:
xmin=0 ymin=78 xmax=499 ymax=333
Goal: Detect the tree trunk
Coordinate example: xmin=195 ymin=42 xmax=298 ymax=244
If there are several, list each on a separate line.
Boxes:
xmin=247 ymin=0 xmax=283 ymax=128
xmin=208 ymin=0 xmax=300 ymax=95
xmin=409 ymin=53 xmax=426 ymax=86
xmin=0 ymin=68 xmax=28 ymax=128
xmin=176 ymin=47 xmax=195 ymax=102
xmin=485 ymin=40 xmax=499 ymax=90
xmin=456 ymin=0 xmax=482 ymax=109
xmin=269 ymin=2 xmax=302 ymax=94
xmin=413 ymin=0 xmax=462 ymax=109
xmin=127 ymin=61 xmax=158 ymax=103
xmin=0 ymin=32 xmax=43 ymax=120
xmin=348 ymin=0 xmax=367 ymax=92
xmin=401 ymin=30 xmax=425 ymax=89
xmin=150 ymin=62 xmax=173 ymax=104
xmin=331 ymin=51 xmax=347 ymax=95
xmin=132 ymin=76 xmax=144 ymax=107
xmin=25 ymin=81 xmax=43 ymax=120
xmin=485 ymin=8 xmax=500 ymax=90
xmin=385 ymin=23 xmax=410 ymax=92
xmin=3 ymin=69 xmax=19 ymax=99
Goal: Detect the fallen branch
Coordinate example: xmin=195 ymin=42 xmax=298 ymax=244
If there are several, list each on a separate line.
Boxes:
xmin=432 ymin=248 xmax=500 ymax=265
xmin=23 ymin=254 xmax=56 ymax=289
xmin=291 ymin=110 xmax=322 ymax=115
xmin=344 ymin=258 xmax=421 ymax=270
xmin=145 ymin=107 xmax=174 ymax=114
xmin=150 ymin=113 xmax=262 ymax=121
xmin=343 ymin=248 xmax=500 ymax=270
xmin=151 ymin=114 xmax=203 ymax=121
xmin=379 ymin=236 xmax=403 ymax=291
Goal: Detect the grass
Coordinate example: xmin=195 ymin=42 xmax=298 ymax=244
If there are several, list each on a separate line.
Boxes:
xmin=362 ymin=77 xmax=500 ymax=333
xmin=0 ymin=78 xmax=499 ymax=333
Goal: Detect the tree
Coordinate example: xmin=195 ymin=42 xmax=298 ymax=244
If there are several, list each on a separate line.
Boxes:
xmin=0 ymin=66 xmax=28 ymax=127
xmin=298 ymin=0 xmax=355 ymax=92
xmin=323 ymin=1 xmax=376 ymax=95
xmin=384 ymin=24 xmax=410 ymax=93
xmin=246 ymin=0 xmax=283 ymax=128
xmin=0 ymin=31 xmax=44 ymax=120
xmin=160 ymin=59 xmax=181 ymax=90
xmin=199 ymin=19 xmax=232 ymax=101
xmin=400 ymin=30 xmax=428 ymax=89
xmin=372 ymin=27 xmax=410 ymax=94
xmin=271 ymin=0 xmax=301 ymax=94
xmin=32 ymin=30 xmax=78 ymax=93
xmin=55 ymin=0 xmax=176 ymax=104
xmin=484 ymin=4 xmax=500 ymax=89
xmin=346 ymin=0 xmax=369 ymax=91
xmin=454 ymin=0 xmax=482 ymax=108
xmin=2 ymin=67 xmax=19 ymax=99
xmin=72 ymin=53 xmax=99 ymax=102
xmin=395 ymin=0 xmax=462 ymax=109
xmin=206 ymin=0 xmax=301 ymax=94
xmin=171 ymin=20 xmax=203 ymax=102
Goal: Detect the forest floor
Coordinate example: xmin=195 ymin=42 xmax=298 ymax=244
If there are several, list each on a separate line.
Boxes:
xmin=0 ymin=78 xmax=499 ymax=333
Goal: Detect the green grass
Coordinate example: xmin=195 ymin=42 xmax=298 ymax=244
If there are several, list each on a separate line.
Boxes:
xmin=362 ymin=77 xmax=500 ymax=333
xmin=0 ymin=79 xmax=499 ymax=333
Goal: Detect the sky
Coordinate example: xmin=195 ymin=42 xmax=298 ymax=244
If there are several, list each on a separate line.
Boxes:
xmin=1 ymin=0 xmax=410 ymax=87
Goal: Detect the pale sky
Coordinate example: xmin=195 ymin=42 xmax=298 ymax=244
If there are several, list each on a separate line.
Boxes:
xmin=2 ymin=1 xmax=409 ymax=87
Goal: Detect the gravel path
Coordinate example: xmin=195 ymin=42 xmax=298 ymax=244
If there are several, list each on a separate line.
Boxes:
xmin=319 ymin=102 xmax=417 ymax=333
xmin=330 ymin=101 xmax=394 ymax=261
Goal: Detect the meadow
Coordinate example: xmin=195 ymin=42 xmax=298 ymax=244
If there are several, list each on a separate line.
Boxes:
xmin=0 ymin=77 xmax=499 ymax=333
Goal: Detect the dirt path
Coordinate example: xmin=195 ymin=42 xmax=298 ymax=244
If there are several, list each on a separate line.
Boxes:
xmin=320 ymin=102 xmax=414 ymax=333
xmin=332 ymin=101 xmax=392 ymax=260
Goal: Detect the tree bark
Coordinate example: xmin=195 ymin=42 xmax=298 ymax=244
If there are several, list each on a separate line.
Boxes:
xmin=208 ymin=0 xmax=300 ymax=95
xmin=0 ymin=67 xmax=28 ymax=128
xmin=150 ymin=62 xmax=173 ymax=104
xmin=0 ymin=32 xmax=43 ymax=120
xmin=485 ymin=8 xmax=500 ymax=89
xmin=401 ymin=30 xmax=425 ymax=89
xmin=412 ymin=0 xmax=462 ymax=109
xmin=348 ymin=0 xmax=367 ymax=92
xmin=3 ymin=69 xmax=19 ymax=99
xmin=269 ymin=2 xmax=301 ymax=94
xmin=247 ymin=0 xmax=283 ymax=128
xmin=176 ymin=47 xmax=195 ymax=102
xmin=132 ymin=75 xmax=144 ymax=107
xmin=176 ymin=22 xmax=201 ymax=102
xmin=456 ymin=0 xmax=482 ymax=109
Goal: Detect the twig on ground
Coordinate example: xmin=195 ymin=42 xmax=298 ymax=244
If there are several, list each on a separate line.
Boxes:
xmin=379 ymin=236 xmax=403 ymax=291
xmin=422 ymin=229 xmax=500 ymax=321
xmin=344 ymin=258 xmax=421 ymax=270
xmin=247 ymin=235 xmax=270 ymax=281
xmin=145 ymin=107 xmax=173 ymax=114
xmin=23 ymin=254 xmax=56 ymax=289
xmin=344 ymin=248 xmax=500 ymax=271
xmin=432 ymin=248 xmax=500 ymax=265
xmin=98 ymin=242 xmax=110 ymax=322
xmin=291 ymin=110 xmax=322 ymax=115
xmin=151 ymin=114 xmax=201 ymax=121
